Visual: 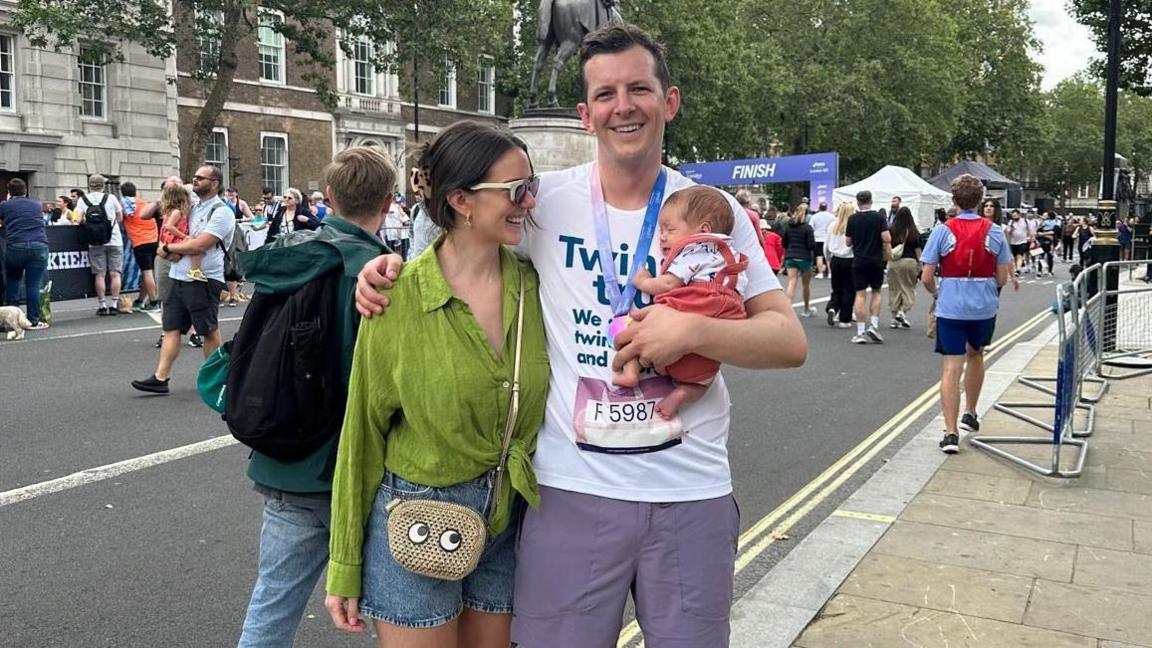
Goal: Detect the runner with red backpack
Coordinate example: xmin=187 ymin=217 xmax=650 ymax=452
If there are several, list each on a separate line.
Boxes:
xmin=919 ymin=174 xmax=1015 ymax=454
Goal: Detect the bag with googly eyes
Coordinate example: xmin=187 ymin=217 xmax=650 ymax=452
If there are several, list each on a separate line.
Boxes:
xmin=385 ymin=498 xmax=487 ymax=581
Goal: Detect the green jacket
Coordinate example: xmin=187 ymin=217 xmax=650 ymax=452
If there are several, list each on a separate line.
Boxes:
xmin=240 ymin=216 xmax=388 ymax=494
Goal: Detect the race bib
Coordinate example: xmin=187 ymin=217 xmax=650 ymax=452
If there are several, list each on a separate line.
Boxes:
xmin=574 ymin=376 xmax=684 ymax=454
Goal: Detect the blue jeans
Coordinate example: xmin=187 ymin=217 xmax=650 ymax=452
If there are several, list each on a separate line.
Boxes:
xmin=3 ymin=242 xmax=49 ymax=325
xmin=237 ymin=488 xmax=331 ymax=648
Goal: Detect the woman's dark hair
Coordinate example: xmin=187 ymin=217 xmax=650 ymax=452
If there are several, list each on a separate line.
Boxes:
xmin=980 ymin=198 xmax=1003 ymax=225
xmin=934 ymin=208 xmax=947 ymax=224
xmin=890 ymin=206 xmax=917 ymax=246
xmin=412 ymin=120 xmax=531 ymax=231
xmin=58 ymin=195 xmax=75 ymax=210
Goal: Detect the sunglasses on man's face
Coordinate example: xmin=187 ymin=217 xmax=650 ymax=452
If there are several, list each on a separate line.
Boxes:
xmin=468 ymin=175 xmax=540 ymax=206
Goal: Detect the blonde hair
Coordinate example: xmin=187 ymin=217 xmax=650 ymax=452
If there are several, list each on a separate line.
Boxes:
xmin=324 ymin=146 xmax=398 ymax=219
xmin=284 ymin=187 xmax=303 ymax=204
xmin=158 ymin=183 xmax=191 ymax=218
xmin=789 ymin=204 xmax=808 ymax=225
xmin=831 ymin=201 xmax=854 ymax=235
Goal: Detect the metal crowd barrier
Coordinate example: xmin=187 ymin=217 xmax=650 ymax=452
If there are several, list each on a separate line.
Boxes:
xmin=970 ymin=282 xmax=1088 ymax=478
xmin=1011 ymin=265 xmax=1108 ymax=404
xmin=1098 ymin=260 xmax=1152 ymax=379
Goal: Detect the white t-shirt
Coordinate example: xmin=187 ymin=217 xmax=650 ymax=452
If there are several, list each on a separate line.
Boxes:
xmin=1006 ymin=218 xmax=1030 ymax=245
xmin=825 ymin=223 xmax=853 ymax=258
xmin=76 ymin=191 xmax=124 ymax=247
xmin=664 ymin=234 xmax=748 ymax=296
xmin=170 ymin=195 xmax=235 ymax=282
xmin=809 ymin=210 xmax=835 ymax=243
xmin=522 ymin=163 xmax=782 ymax=502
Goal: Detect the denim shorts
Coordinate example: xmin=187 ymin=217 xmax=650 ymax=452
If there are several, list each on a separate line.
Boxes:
xmin=360 ymin=471 xmax=521 ymax=628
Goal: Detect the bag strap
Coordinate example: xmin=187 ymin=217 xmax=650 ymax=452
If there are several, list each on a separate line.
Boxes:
xmin=495 ymin=269 xmax=526 ymax=474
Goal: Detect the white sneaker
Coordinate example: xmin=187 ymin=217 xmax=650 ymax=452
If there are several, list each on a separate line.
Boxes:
xmin=851 ymin=333 xmax=870 ymax=344
xmin=866 ymin=326 xmax=884 ymax=343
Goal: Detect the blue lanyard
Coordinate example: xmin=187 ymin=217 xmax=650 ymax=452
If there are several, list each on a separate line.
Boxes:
xmin=589 ymin=163 xmax=667 ymax=317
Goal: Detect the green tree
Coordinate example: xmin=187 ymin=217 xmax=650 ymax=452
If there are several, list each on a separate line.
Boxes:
xmin=12 ymin=0 xmax=510 ymax=178
xmin=1070 ymin=0 xmax=1152 ymax=96
xmin=942 ymin=0 xmax=1044 ymax=170
xmin=1031 ymin=78 xmax=1105 ymax=206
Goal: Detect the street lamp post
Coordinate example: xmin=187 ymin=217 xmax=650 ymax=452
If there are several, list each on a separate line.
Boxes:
xmin=1094 ymin=0 xmax=1123 ymax=352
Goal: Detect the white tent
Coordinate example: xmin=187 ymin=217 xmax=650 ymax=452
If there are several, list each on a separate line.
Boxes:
xmin=833 ymin=165 xmax=952 ymax=230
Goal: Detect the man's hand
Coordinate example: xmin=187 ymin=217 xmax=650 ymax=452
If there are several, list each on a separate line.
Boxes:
xmin=355 ymin=253 xmax=405 ymax=317
xmin=324 ymin=595 xmax=366 ymax=634
xmin=611 ymin=305 xmax=699 ymax=374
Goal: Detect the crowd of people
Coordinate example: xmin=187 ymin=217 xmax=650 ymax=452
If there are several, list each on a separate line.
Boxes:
xmin=0 ymin=19 xmax=1148 ymax=648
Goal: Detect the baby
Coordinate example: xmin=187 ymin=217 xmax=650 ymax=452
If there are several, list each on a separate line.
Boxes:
xmin=616 ymin=186 xmax=749 ymax=418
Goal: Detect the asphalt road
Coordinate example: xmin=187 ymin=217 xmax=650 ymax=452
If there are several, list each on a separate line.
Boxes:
xmin=0 ymin=267 xmax=1059 ymax=648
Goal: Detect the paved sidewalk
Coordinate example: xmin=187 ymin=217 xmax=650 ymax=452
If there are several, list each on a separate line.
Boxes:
xmin=733 ymin=326 xmax=1152 ymax=647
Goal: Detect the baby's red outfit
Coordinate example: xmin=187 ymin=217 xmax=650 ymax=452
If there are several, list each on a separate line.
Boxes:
xmin=654 ymin=234 xmax=748 ymax=384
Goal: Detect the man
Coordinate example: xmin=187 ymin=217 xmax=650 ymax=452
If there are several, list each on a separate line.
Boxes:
xmin=381 ymin=200 xmax=408 ymax=259
xmin=1024 ymin=209 xmax=1041 ymax=273
xmin=1037 ymin=211 xmax=1061 ymax=276
xmin=920 ymin=174 xmax=1013 ymax=453
xmin=887 ymin=195 xmax=902 ymax=226
xmin=120 ymin=182 xmax=160 ymax=312
xmin=1005 ymin=209 xmax=1029 ymax=275
xmin=130 ymin=165 xmax=234 ymax=394
xmin=236 ymin=147 xmax=395 ymax=647
xmin=222 ymin=187 xmax=255 ymax=306
xmin=846 ymin=190 xmax=890 ymax=343
xmin=353 ymin=24 xmax=806 ymax=647
xmin=76 ymin=174 xmax=125 ymax=316
xmin=809 ymin=200 xmax=835 ymax=278
xmin=260 ymin=187 xmax=280 ymax=221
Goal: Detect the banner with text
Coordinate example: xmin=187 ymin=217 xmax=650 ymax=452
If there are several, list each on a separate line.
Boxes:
xmin=680 ymin=152 xmax=840 ymax=209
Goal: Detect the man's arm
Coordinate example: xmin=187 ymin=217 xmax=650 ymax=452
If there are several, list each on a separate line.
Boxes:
xmin=611 ymin=289 xmax=806 ymax=373
xmin=921 ymin=262 xmax=938 ymax=296
xmin=165 ymin=230 xmax=220 ymax=256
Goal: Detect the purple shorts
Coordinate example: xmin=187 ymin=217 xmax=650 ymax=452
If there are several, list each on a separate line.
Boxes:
xmin=511 ymin=486 xmax=739 ymax=648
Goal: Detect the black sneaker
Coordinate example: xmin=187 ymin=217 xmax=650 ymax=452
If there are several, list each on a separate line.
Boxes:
xmin=107 ymin=307 xmax=119 ymax=316
xmin=154 ymin=335 xmax=163 ymax=349
xmin=187 ymin=333 xmax=203 ymax=348
xmin=826 ymin=309 xmax=836 ymax=326
xmin=939 ymin=433 xmax=960 ymax=454
xmin=960 ymin=412 xmax=980 ymax=433
xmin=131 ymin=375 xmax=170 ymax=394
xmin=97 ymin=306 xmax=109 ymax=316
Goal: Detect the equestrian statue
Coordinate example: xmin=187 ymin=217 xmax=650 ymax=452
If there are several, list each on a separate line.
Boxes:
xmin=528 ymin=0 xmax=623 ymax=109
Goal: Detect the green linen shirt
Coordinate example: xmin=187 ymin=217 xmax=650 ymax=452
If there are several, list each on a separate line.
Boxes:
xmin=327 ymin=244 xmax=549 ymax=598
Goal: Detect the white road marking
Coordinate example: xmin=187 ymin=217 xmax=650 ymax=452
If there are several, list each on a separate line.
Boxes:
xmin=0 ymin=435 xmax=239 ymax=508
xmin=7 ymin=317 xmax=243 ymax=344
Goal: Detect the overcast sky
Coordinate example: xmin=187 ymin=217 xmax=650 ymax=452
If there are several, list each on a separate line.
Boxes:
xmin=1029 ymin=0 xmax=1099 ymax=89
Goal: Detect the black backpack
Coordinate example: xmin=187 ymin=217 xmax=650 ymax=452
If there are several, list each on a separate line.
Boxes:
xmin=224 ymin=268 xmax=347 ymax=462
xmin=80 ymin=194 xmax=113 ymax=245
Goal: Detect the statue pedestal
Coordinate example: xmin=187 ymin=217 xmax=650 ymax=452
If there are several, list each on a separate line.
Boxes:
xmin=508 ymin=116 xmax=597 ymax=173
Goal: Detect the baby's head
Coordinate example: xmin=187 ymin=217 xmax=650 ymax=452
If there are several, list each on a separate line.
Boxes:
xmin=658 ymin=186 xmax=734 ymax=252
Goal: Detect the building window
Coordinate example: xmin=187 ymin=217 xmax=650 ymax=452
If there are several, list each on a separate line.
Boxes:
xmin=477 ymin=59 xmax=495 ymax=114
xmin=205 ymin=128 xmax=229 ymax=187
xmin=260 ymin=133 xmax=288 ymax=195
xmin=352 ymin=37 xmax=374 ymax=96
xmin=1077 ymin=183 xmax=1090 ymax=199
xmin=196 ymin=11 xmax=223 ymax=75
xmin=78 ymin=47 xmax=106 ymax=119
xmin=258 ymin=11 xmax=285 ymax=84
xmin=438 ymin=57 xmax=456 ymax=108
xmin=0 ymin=35 xmax=13 ymax=110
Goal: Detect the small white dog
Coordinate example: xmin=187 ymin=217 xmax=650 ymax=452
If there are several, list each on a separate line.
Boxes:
xmin=0 ymin=306 xmax=34 ymax=340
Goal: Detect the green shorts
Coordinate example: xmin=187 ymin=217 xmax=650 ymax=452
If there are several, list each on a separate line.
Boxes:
xmin=784 ymin=259 xmax=813 ymax=273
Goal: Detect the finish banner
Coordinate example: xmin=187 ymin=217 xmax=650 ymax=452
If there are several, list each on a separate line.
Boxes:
xmin=680 ymin=152 xmax=840 ymax=209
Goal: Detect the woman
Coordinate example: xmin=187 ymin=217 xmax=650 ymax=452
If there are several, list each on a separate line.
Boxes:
xmin=267 ymin=188 xmax=319 ymax=241
xmin=0 ymin=178 xmax=51 ymax=329
xmin=1119 ymin=216 xmax=1133 ymax=261
xmin=886 ymin=206 xmax=922 ymax=329
xmin=980 ymin=198 xmax=1002 ymax=226
xmin=1061 ymin=214 xmax=1077 ymax=262
xmin=57 ymin=195 xmax=78 ymax=225
xmin=781 ymin=204 xmax=816 ymax=316
xmin=824 ymin=202 xmax=855 ymax=327
xmin=1037 ymin=211 xmax=1061 ymax=276
xmin=325 ymin=121 xmax=548 ymax=648
xmin=1076 ymin=217 xmax=1095 ymax=267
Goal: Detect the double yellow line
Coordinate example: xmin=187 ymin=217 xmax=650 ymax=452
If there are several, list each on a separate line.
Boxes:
xmin=616 ymin=308 xmax=1051 ymax=647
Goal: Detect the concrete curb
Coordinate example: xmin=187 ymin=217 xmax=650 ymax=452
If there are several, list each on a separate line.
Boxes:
xmin=730 ymin=318 xmax=1061 ymax=648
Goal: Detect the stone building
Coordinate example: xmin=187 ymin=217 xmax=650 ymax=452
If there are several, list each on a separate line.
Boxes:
xmin=0 ymin=1 xmax=179 ymax=203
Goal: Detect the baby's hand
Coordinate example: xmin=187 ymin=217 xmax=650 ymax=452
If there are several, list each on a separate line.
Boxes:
xmin=632 ymin=268 xmax=653 ymax=287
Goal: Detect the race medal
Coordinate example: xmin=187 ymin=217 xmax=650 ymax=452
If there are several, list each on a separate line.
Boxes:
xmin=606 ymin=314 xmax=631 ymax=343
